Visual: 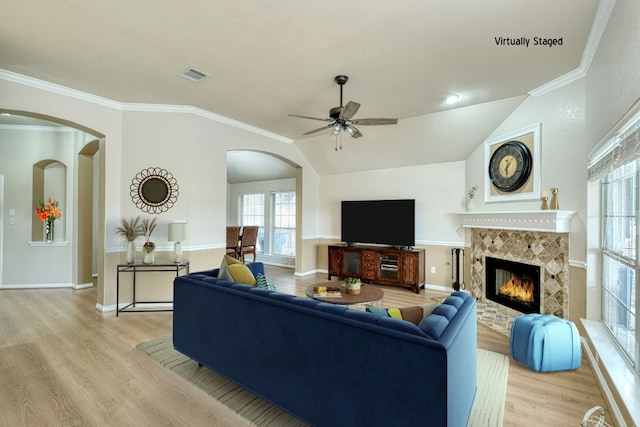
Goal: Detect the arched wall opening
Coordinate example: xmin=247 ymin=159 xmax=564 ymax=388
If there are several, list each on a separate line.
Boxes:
xmin=226 ymin=150 xmax=302 ymax=270
xmin=0 ymin=109 xmax=104 ymax=294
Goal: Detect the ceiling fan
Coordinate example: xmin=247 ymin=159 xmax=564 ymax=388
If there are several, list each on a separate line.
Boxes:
xmin=289 ymin=75 xmax=398 ymax=149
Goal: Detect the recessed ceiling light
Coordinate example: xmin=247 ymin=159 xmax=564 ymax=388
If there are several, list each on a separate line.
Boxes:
xmin=444 ymin=94 xmax=460 ymax=104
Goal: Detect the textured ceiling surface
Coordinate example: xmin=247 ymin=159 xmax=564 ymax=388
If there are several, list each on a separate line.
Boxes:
xmin=1 ymin=1 xmax=602 ymax=177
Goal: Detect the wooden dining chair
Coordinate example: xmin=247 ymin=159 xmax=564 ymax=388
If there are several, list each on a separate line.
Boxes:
xmin=239 ymin=225 xmax=258 ymax=263
xmin=226 ymin=226 xmax=242 ymax=259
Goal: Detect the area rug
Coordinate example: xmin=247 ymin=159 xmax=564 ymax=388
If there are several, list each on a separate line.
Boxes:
xmin=432 ymin=296 xmax=517 ymax=337
xmin=137 ymin=335 xmax=509 ymax=427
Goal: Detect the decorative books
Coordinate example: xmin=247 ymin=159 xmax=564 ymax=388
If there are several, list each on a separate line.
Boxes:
xmin=313 ymin=286 xmax=342 ymax=297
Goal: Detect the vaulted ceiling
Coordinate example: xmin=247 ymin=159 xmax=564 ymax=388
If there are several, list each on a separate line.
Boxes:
xmin=1 ymin=1 xmax=604 ymax=178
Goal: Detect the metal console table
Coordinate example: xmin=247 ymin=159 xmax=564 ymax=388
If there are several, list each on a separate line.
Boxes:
xmin=116 ymin=261 xmax=189 ymax=316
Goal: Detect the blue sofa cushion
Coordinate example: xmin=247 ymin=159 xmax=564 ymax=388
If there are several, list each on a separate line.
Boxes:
xmin=433 ymin=303 xmax=457 ymax=321
xmin=443 ymin=292 xmax=468 ymax=309
xmin=418 ymin=313 xmax=449 ymax=339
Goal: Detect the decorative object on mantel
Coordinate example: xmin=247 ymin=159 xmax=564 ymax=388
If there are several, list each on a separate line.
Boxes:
xmin=141 ymin=217 xmax=158 ymax=264
xmin=550 ymin=188 xmax=559 ymax=210
xmin=467 ymin=186 xmax=478 ymax=212
xmin=130 ymin=167 xmax=179 ymax=213
xmin=116 ymin=217 xmax=143 ymax=264
xmin=456 ymin=210 xmax=576 ymax=233
xmin=484 ymin=123 xmax=541 ymax=203
xmin=168 ymin=221 xmax=188 ymax=263
xmin=35 ymin=198 xmax=62 ymax=243
xmin=540 ymin=191 xmax=549 ymax=210
xmin=344 ymin=277 xmax=362 ymax=295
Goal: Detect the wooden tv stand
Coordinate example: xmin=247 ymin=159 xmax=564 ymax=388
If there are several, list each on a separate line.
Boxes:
xmin=328 ymin=244 xmax=425 ymax=294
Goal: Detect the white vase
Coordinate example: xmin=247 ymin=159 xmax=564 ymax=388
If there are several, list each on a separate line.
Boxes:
xmin=466 ymin=198 xmax=475 ymax=212
xmin=143 ymin=250 xmax=155 ymax=264
xmin=126 ymin=241 xmax=136 ymax=264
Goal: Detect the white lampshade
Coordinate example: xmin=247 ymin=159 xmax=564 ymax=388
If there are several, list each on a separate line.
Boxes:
xmin=168 ymin=222 xmax=188 ymax=263
xmin=168 ymin=222 xmax=188 ymax=242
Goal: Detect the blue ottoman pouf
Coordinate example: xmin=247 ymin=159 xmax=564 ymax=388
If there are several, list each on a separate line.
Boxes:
xmin=510 ymin=313 xmax=582 ymax=373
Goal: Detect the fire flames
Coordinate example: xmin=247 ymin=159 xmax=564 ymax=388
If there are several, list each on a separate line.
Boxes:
xmin=499 ymin=275 xmax=534 ymax=302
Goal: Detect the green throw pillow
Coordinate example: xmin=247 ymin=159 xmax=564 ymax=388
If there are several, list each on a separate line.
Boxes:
xmin=255 ymin=273 xmax=278 ymax=291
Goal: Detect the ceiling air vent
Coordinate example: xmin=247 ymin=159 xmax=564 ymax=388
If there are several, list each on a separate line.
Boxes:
xmin=178 ymin=67 xmax=209 ymax=82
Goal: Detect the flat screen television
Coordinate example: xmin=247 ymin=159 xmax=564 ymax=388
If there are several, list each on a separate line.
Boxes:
xmin=341 ymin=199 xmax=415 ymax=248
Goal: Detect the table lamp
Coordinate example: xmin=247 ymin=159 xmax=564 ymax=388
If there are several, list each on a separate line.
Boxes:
xmin=168 ymin=221 xmax=188 ymax=263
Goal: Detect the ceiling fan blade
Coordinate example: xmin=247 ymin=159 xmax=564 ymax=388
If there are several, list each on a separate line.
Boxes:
xmin=302 ymin=123 xmax=334 ymax=135
xmin=289 ymin=114 xmax=332 ymax=122
xmin=339 ymin=101 xmax=361 ymax=120
xmin=346 ymin=125 xmax=363 ymax=138
xmin=350 ymin=118 xmax=398 ymax=126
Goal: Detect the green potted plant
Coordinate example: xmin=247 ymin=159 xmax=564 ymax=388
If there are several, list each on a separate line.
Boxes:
xmin=344 ymin=277 xmax=362 ymax=295
xmin=116 ymin=217 xmax=143 ymax=264
xmin=141 ymin=217 xmax=158 ymax=264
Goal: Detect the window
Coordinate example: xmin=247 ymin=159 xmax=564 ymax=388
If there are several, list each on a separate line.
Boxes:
xmin=238 ymin=190 xmax=296 ymax=258
xmin=272 ymin=191 xmax=296 ymax=256
xmin=240 ymin=193 xmax=264 ymax=252
xmin=602 ymin=161 xmax=637 ymax=367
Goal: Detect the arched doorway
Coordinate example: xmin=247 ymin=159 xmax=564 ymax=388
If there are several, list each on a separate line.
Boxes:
xmin=0 ymin=110 xmax=104 ymax=293
xmin=226 ymin=150 xmax=301 ymax=270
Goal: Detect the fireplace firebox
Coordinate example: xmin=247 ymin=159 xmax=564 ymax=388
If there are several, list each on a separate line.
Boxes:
xmin=485 ymin=257 xmax=541 ymax=314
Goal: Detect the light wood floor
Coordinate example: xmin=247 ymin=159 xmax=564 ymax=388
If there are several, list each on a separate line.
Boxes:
xmin=0 ymin=265 xmax=611 ymax=426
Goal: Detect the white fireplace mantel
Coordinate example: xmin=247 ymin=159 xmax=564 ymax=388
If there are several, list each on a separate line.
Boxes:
xmin=456 ymin=210 xmax=576 ymax=233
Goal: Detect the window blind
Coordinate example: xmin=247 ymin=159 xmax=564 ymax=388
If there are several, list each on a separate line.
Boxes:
xmin=588 ymin=114 xmax=640 ymax=181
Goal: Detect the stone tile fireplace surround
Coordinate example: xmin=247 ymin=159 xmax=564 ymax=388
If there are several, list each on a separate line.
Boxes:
xmin=458 ymin=211 xmax=575 ymax=319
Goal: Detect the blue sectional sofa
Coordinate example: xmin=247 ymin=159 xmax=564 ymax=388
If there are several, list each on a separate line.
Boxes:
xmin=173 ymin=265 xmax=478 ymax=427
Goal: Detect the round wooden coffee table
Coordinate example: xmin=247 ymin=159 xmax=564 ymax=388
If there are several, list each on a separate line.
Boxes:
xmin=305 ymin=282 xmax=384 ymax=306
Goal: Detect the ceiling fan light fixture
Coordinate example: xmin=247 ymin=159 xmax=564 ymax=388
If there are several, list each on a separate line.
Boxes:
xmin=345 ymin=125 xmax=356 ymax=136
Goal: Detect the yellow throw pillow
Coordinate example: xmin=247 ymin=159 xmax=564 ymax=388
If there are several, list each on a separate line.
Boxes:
xmin=219 ymin=255 xmax=243 ymax=281
xmin=387 ymin=307 xmax=403 ymax=320
xmin=226 ymin=263 xmax=257 ymax=286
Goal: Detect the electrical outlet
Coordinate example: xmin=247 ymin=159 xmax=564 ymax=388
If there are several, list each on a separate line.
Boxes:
xmin=431 ymin=266 xmax=436 ymax=274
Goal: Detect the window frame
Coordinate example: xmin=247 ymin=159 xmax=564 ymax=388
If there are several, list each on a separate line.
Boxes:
xmin=600 ymin=160 xmax=639 ymax=372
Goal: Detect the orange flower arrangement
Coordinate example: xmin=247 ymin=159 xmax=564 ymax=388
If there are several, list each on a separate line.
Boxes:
xmin=36 ymin=198 xmax=62 ymax=223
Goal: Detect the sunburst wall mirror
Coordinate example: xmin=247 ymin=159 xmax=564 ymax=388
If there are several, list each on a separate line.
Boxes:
xmin=130 ymin=167 xmax=179 ymax=213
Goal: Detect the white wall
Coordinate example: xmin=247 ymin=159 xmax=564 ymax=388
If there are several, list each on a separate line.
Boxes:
xmin=0 ymin=76 xmax=321 ymax=303
xmin=319 ymin=161 xmax=466 ymax=246
xmin=0 ymin=126 xmax=76 ymax=285
xmin=585 ymin=0 xmax=640 ymax=152
xmin=465 ymin=79 xmax=588 ymax=263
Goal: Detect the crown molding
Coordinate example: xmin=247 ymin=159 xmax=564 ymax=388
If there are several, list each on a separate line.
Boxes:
xmin=0 ymin=69 xmax=122 ymax=109
xmin=121 ymin=103 xmax=293 ymax=144
xmin=0 ymin=69 xmax=293 ymax=144
xmin=528 ymin=0 xmax=616 ymax=97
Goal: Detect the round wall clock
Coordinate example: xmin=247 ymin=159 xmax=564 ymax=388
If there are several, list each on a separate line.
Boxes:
xmin=488 ymin=140 xmax=532 ymax=192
